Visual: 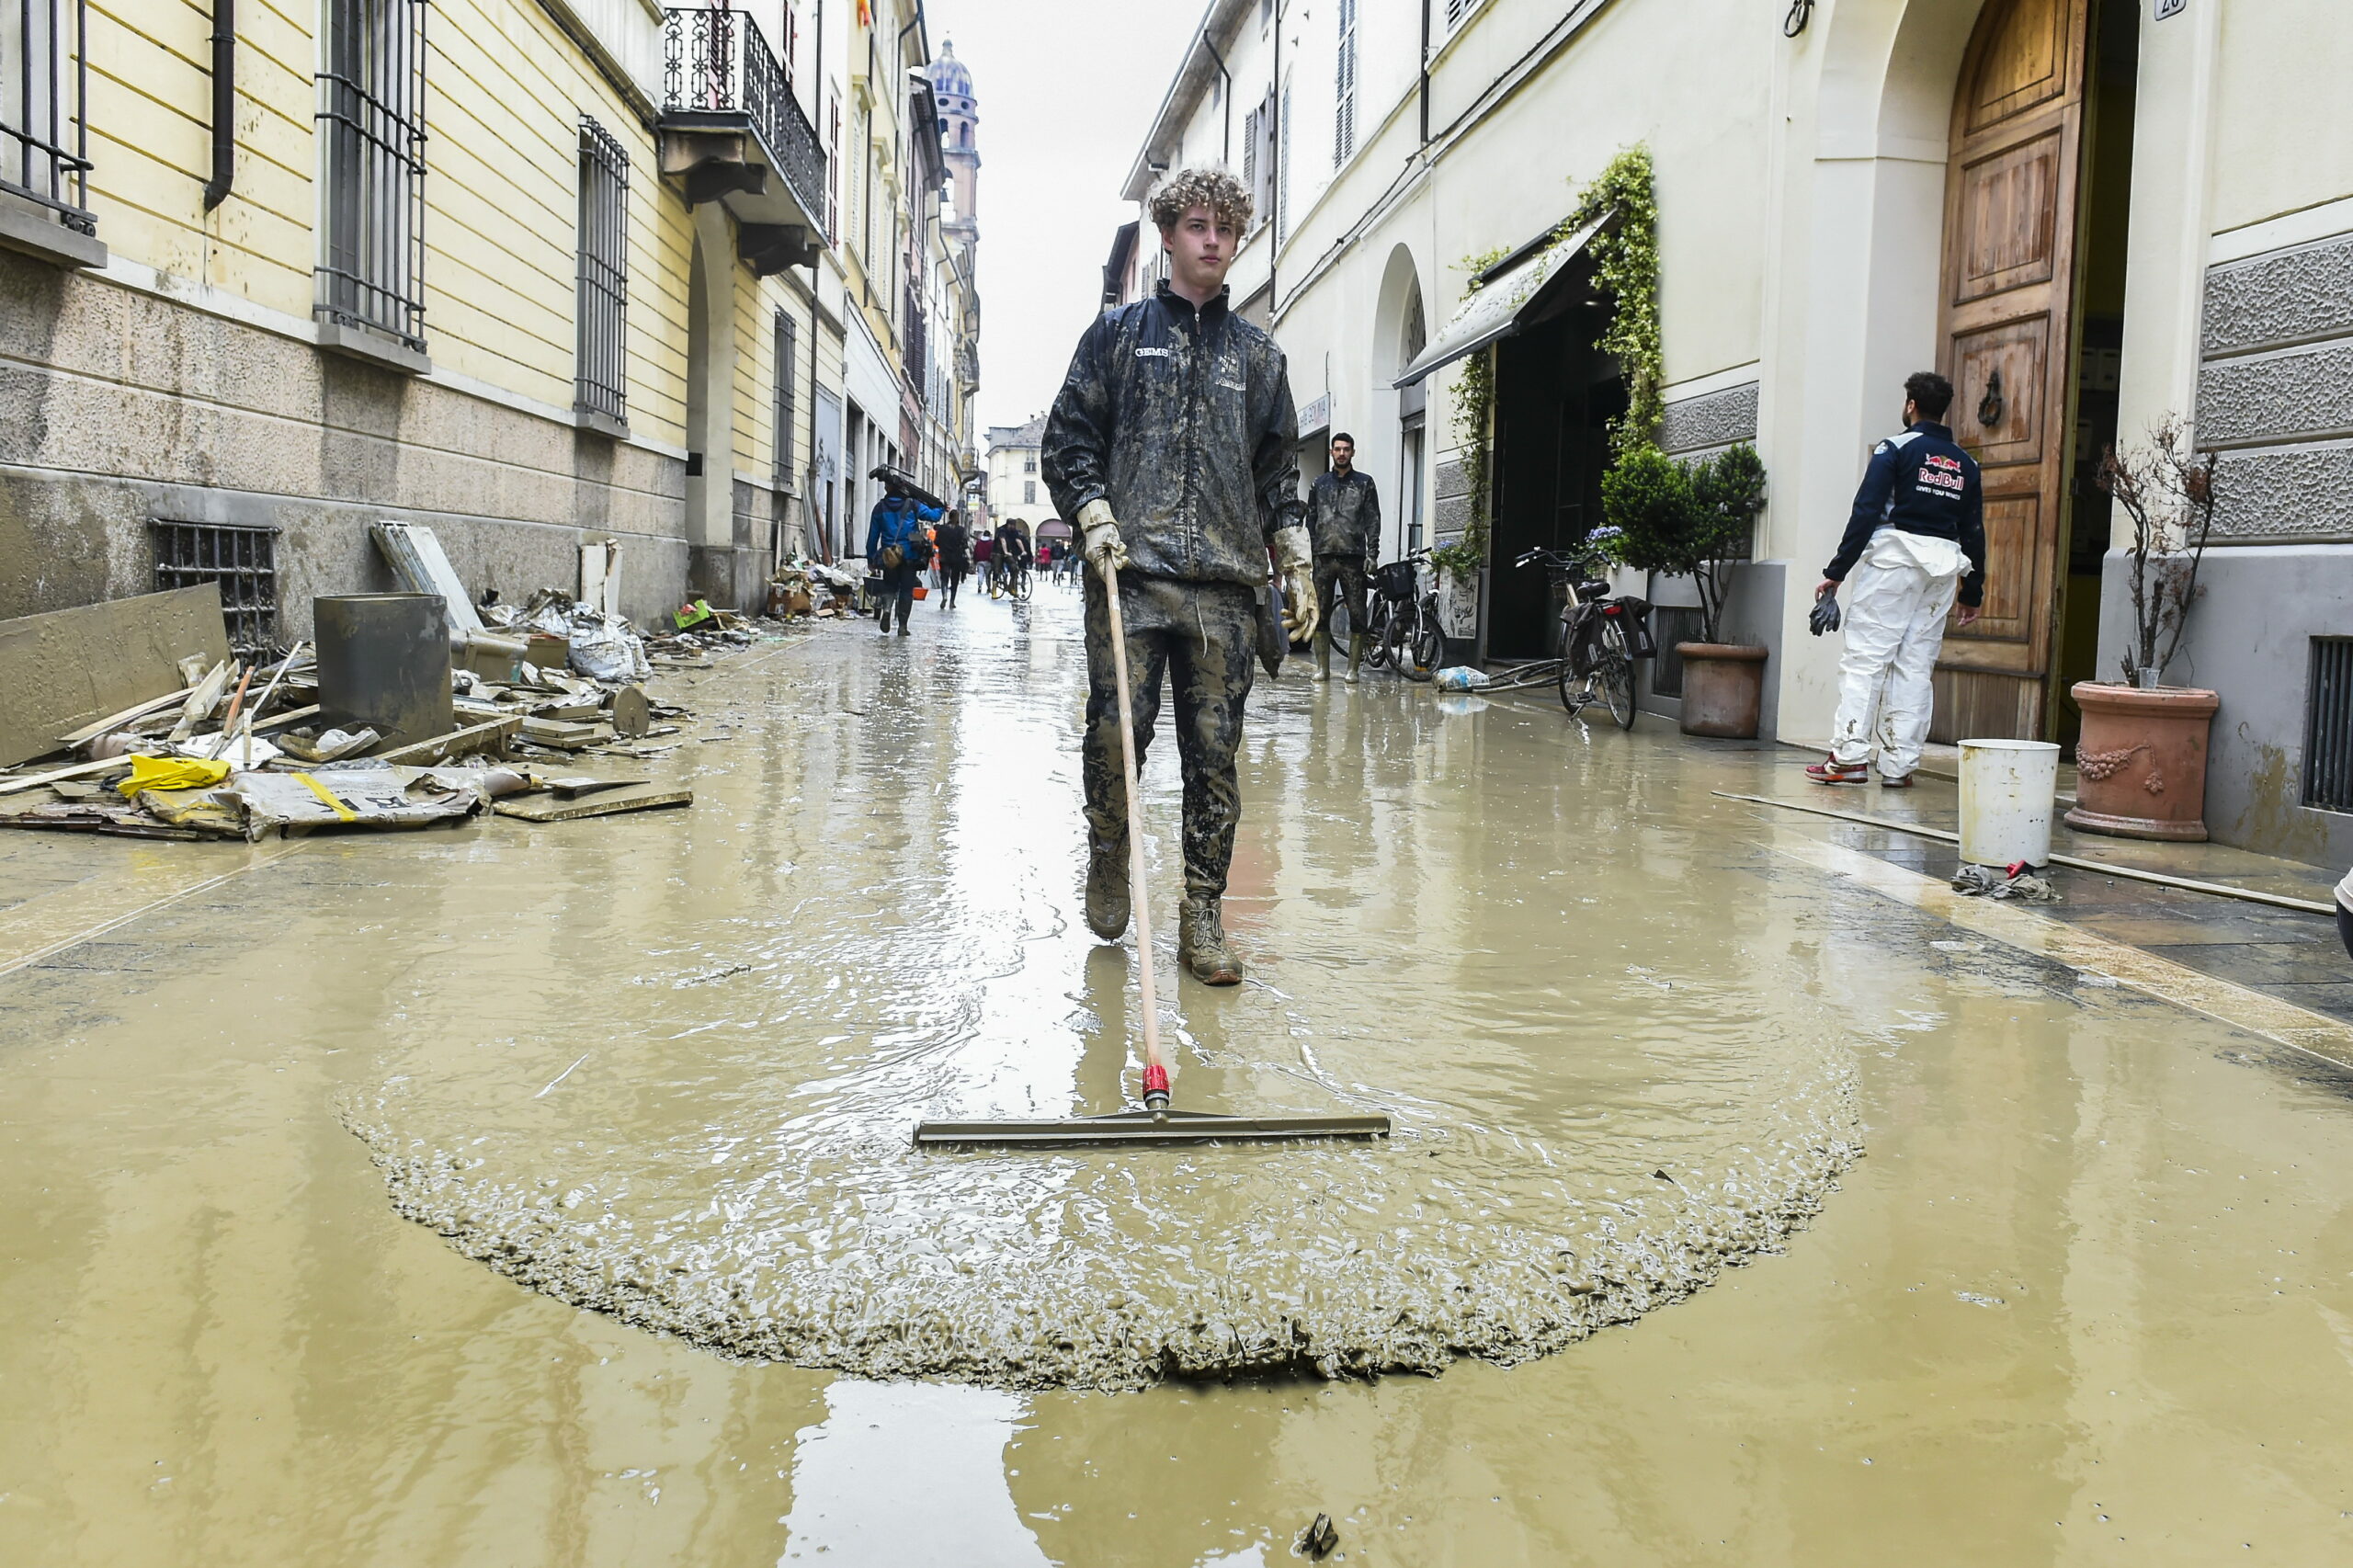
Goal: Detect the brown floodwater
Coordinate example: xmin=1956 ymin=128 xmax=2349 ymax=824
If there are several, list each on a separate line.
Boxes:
xmin=6 ymin=589 xmax=2353 ymax=1564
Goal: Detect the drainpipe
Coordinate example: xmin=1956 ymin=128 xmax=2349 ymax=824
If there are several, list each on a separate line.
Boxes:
xmin=1201 ymin=30 xmax=1232 ymax=167
xmin=1269 ymin=0 xmax=1281 ymax=312
xmin=203 ymin=0 xmax=234 ymax=211
xmin=1418 ymin=0 xmax=1430 ymax=146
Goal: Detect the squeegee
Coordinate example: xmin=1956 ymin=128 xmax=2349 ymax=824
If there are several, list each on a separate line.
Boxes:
xmin=914 ymin=558 xmax=1390 ymax=1151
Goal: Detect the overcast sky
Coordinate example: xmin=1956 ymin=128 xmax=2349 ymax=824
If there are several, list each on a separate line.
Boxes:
xmin=923 ymin=0 xmax=1199 ymax=439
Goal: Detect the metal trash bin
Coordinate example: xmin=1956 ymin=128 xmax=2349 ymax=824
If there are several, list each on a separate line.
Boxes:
xmin=314 ymin=593 xmax=452 ymax=750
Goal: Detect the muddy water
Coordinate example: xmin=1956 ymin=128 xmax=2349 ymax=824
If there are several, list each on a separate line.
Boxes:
xmin=6 ymin=593 xmax=2353 ymax=1563
xmin=341 ymin=595 xmax=1859 ymax=1390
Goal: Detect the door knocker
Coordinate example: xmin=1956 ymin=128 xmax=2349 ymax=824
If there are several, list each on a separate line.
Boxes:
xmin=1977 ymin=369 xmax=2006 ymax=429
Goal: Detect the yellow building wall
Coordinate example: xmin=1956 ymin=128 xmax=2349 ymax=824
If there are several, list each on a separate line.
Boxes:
xmin=79 ymin=0 xmax=691 ymax=447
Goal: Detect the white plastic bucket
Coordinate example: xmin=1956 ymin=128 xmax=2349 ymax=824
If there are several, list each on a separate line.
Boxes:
xmin=1958 ymin=739 xmax=2061 ymax=867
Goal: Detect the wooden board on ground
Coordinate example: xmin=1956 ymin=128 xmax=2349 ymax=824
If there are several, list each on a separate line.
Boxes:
xmin=0 ymin=585 xmax=231 ymax=767
xmin=494 ymin=784 xmax=691 ymax=823
xmin=373 ymin=714 xmax=522 ymax=766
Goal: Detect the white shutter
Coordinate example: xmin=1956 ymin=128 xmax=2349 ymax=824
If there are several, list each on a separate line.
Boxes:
xmin=1278 ymin=78 xmax=1291 ymax=244
xmin=1335 ymin=0 xmax=1358 ymax=166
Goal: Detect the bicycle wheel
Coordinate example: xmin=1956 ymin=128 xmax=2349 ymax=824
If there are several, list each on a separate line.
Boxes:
xmin=1405 ymin=605 xmax=1441 ymax=683
xmin=1362 ymin=599 xmax=1392 ymax=668
xmin=1596 ymin=621 xmax=1637 ymax=730
xmin=1013 ymin=566 xmax=1032 ymax=601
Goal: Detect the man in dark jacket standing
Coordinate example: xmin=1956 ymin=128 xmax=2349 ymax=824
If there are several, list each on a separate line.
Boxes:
xmin=1043 ymin=166 xmax=1313 ymax=985
xmin=1305 ymin=432 xmax=1380 ymax=683
xmin=1809 ymin=371 xmax=1986 ymax=788
xmin=934 ymin=511 xmax=971 ymax=608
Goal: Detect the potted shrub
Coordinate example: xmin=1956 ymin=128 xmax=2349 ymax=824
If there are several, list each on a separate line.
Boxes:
xmin=1603 ymin=440 xmax=1768 ymax=736
xmin=2064 ymin=418 xmax=2220 ymax=841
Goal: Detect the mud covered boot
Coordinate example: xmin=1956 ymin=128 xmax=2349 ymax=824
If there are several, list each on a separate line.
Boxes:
xmin=1310 ymin=635 xmax=1331 ymax=682
xmin=1176 ymin=898 xmax=1243 ymax=986
xmin=1344 ymin=632 xmax=1365 ymax=684
xmin=1085 ymin=841 xmax=1130 ymax=940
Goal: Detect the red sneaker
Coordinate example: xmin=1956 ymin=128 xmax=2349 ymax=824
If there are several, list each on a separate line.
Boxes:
xmin=1805 ymin=756 xmax=1869 ymax=785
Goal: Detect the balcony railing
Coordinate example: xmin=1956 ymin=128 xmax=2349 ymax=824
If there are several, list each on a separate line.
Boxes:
xmin=1 ymin=0 xmax=95 ymax=234
xmin=662 ymin=6 xmax=825 ymax=231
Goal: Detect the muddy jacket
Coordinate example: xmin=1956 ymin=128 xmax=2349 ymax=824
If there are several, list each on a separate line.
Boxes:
xmin=1042 ymin=282 xmax=1304 ymax=588
xmin=1824 ymin=420 xmax=1986 ymax=608
xmin=1306 ymin=468 xmax=1381 ymax=562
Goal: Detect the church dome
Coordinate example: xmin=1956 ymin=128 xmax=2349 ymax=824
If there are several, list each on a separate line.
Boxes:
xmin=928 ymin=40 xmax=972 ymax=103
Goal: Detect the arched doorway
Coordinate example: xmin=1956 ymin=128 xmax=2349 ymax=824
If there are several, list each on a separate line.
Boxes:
xmin=1371 ymin=244 xmax=1427 ymax=563
xmin=1930 ymin=0 xmax=2138 ymax=744
xmin=683 ymin=205 xmax=738 ymax=605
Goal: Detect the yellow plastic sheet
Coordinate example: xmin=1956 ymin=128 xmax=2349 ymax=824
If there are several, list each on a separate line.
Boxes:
xmin=116 ymin=756 xmax=231 ymax=799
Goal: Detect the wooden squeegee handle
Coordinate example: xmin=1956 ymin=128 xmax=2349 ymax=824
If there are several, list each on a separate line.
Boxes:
xmin=1100 ymin=557 xmax=1169 ymax=1108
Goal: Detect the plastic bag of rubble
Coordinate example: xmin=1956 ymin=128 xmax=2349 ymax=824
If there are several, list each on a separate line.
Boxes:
xmin=567 ymin=609 xmax=652 ymax=682
xmin=1434 ymin=666 xmax=1491 ymax=691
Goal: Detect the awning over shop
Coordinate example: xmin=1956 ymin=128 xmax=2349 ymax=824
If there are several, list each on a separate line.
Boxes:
xmin=1390 ymin=213 xmax=1610 ymax=389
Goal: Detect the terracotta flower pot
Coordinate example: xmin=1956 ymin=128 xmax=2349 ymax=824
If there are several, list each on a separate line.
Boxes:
xmin=1677 ymin=642 xmax=1768 ymax=738
xmin=2063 ymin=681 xmax=2220 ymax=842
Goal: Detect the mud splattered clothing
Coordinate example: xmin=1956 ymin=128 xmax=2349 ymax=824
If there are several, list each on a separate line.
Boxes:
xmin=1082 ymin=574 xmax=1259 ymax=900
xmin=1041 ymin=282 xmax=1304 ymax=585
xmin=1306 ymin=469 xmax=1380 ymax=562
xmin=1314 ymin=557 xmax=1369 ymax=642
xmin=1047 ymin=282 xmax=1303 ymax=907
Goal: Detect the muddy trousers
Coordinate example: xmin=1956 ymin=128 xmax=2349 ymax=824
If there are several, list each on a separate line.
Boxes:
xmin=1828 ymin=529 xmax=1966 ymax=778
xmin=875 ymin=562 xmax=917 ymax=632
xmin=1083 ymin=574 xmax=1260 ymax=901
xmin=1313 ymin=556 xmax=1368 ymax=653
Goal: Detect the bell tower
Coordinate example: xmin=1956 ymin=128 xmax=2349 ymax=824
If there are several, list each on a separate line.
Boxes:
xmin=929 ymin=40 xmax=979 ymax=267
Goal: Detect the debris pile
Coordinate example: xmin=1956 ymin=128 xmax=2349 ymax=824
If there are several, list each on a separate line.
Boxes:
xmin=767 ymin=559 xmax=866 ymax=619
xmin=0 ymin=525 xmax=794 ymax=843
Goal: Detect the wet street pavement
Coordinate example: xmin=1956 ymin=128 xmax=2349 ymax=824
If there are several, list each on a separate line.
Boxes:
xmin=8 ymin=585 xmax=2353 ymax=1565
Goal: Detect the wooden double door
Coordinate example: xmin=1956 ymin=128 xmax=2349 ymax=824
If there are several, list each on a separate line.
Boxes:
xmin=1929 ymin=0 xmax=2093 ymax=743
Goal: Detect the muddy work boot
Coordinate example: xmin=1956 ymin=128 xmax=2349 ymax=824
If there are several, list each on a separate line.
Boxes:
xmin=1085 ymin=840 xmax=1130 ymax=940
xmin=1176 ymin=898 xmax=1243 ymax=985
xmin=1344 ymin=631 xmax=1365 ymax=684
xmin=1310 ymin=635 xmax=1331 ymax=682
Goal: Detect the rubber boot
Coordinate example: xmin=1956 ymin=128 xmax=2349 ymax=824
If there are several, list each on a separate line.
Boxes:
xmin=1311 ymin=632 xmax=1331 ymax=682
xmin=1344 ymin=632 xmax=1365 ymax=684
xmin=1085 ymin=839 xmax=1130 ymax=940
xmin=1176 ymin=898 xmax=1242 ymax=985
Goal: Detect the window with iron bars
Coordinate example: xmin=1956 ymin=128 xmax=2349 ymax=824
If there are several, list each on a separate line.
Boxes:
xmin=575 ymin=117 xmax=628 ymax=424
xmin=152 ymin=520 xmax=280 ymax=661
xmin=2 ymin=0 xmax=94 ymax=234
xmin=1334 ymin=0 xmax=1358 ymax=167
xmin=316 ymin=0 xmax=428 ymax=350
xmin=773 ymin=308 xmax=797 ymax=487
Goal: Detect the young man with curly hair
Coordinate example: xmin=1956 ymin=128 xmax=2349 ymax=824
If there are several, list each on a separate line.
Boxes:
xmin=1042 ymin=165 xmax=1313 ymax=985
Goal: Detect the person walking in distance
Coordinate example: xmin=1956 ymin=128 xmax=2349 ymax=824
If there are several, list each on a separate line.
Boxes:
xmin=866 ymin=479 xmax=940 ymax=636
xmin=1809 ymin=371 xmax=1986 ymax=788
xmin=1304 ymin=433 xmax=1380 ymax=683
xmin=1043 ymin=165 xmax=1313 ymax=985
xmin=935 ymin=510 xmax=971 ymax=608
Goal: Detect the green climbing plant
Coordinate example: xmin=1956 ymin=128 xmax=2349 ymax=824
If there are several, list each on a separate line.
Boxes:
xmin=1430 ymin=148 xmax=1663 ymax=586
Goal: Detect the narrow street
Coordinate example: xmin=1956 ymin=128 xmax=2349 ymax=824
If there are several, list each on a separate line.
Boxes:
xmin=7 ymin=592 xmax=2353 ymax=1563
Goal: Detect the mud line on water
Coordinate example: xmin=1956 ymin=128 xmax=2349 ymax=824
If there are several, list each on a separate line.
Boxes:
xmin=340 ymin=606 xmax=1881 ymax=1392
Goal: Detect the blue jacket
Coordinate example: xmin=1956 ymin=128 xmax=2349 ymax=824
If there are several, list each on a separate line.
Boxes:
xmin=866 ymin=496 xmax=941 ymax=566
xmin=1824 ymin=420 xmax=1986 ymax=608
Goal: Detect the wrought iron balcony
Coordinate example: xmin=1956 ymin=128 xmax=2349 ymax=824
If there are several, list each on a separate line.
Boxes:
xmin=0 ymin=0 xmax=104 ymax=267
xmin=660 ymin=6 xmax=826 ymax=244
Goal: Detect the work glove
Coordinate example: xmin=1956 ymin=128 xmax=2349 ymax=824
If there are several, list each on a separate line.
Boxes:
xmin=1077 ymin=499 xmax=1129 ymax=572
xmin=1808 ymin=585 xmax=1841 ymax=637
xmin=1274 ymin=526 xmax=1318 ymax=647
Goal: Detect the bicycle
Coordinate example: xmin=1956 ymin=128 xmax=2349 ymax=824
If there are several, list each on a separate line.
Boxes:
xmin=1497 ymin=546 xmax=1651 ymax=728
xmin=1371 ymin=549 xmax=1443 ymax=682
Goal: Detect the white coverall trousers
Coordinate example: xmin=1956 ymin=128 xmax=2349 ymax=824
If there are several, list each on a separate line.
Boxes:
xmin=1828 ymin=528 xmax=1968 ymax=778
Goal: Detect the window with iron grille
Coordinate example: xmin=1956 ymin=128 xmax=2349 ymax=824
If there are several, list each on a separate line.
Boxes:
xmin=2 ymin=0 xmax=94 ymax=234
xmin=2304 ymin=639 xmax=2353 ymax=812
xmin=1334 ymin=0 xmax=1358 ymax=167
xmin=153 ymin=520 xmax=280 ymax=661
xmin=574 ymin=117 xmax=628 ymax=424
xmin=316 ymin=0 xmax=428 ymax=350
xmin=773 ymin=308 xmax=797 ymax=485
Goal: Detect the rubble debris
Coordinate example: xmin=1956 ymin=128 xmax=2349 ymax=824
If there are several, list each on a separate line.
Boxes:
xmin=492 ymin=783 xmax=692 ymax=823
xmin=0 ymin=584 xmax=232 ymax=767
xmin=167 ymin=659 xmax=237 ymax=743
xmin=611 ymin=685 xmax=651 ymax=738
xmin=116 ymin=756 xmax=230 ymax=798
xmin=374 ymin=714 xmax=523 ymax=766
xmin=1298 ymin=1514 xmax=1340 ymax=1560
xmin=277 ymin=727 xmax=379 ymax=764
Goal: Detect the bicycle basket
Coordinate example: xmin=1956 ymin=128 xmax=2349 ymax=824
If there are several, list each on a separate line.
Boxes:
xmin=1373 ymin=561 xmax=1418 ymax=601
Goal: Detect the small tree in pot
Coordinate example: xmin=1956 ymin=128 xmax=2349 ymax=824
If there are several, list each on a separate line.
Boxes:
xmin=1601 ymin=440 xmax=1768 ymax=736
xmin=2064 ymin=418 xmax=2222 ymax=841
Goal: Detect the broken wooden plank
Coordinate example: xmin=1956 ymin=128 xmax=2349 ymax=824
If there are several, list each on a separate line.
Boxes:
xmin=0 ymin=756 xmax=135 ymax=797
xmin=518 ymin=717 xmax=611 ymax=752
xmin=372 ymin=714 xmax=522 ymax=767
xmin=0 ymin=585 xmax=232 ymax=767
xmin=57 ymin=687 xmax=198 ymax=749
xmin=248 ymin=704 xmax=323 ymax=735
xmin=493 ymin=784 xmax=692 ymax=823
xmin=544 ymin=775 xmax=649 ymax=800
xmin=167 ymin=660 xmax=235 ymax=743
